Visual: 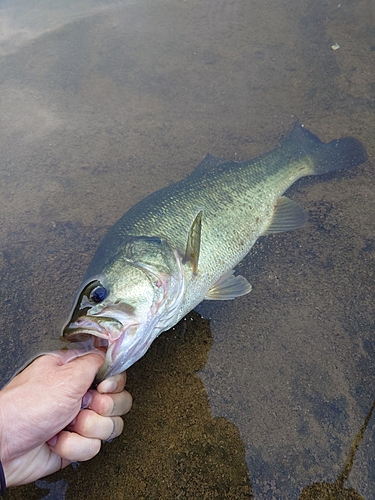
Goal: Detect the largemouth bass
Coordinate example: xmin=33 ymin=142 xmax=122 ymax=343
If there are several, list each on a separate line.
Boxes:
xmin=62 ymin=123 xmax=367 ymax=381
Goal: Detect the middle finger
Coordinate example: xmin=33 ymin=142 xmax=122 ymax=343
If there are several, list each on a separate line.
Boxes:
xmin=89 ymin=390 xmax=133 ymax=417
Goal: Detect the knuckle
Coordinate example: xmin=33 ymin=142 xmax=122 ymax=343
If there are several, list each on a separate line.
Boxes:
xmin=77 ymin=409 xmax=96 ymax=435
xmin=91 ymin=393 xmax=114 ymax=416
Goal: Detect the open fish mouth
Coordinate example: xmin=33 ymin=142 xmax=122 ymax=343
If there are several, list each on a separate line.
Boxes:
xmin=62 ymin=315 xmax=143 ymax=381
xmin=65 ymin=312 xmax=162 ymax=381
xmin=63 ymin=323 xmax=109 ymax=354
xmin=62 ymin=315 xmax=127 ymax=366
xmin=63 ymin=315 xmax=124 ymax=341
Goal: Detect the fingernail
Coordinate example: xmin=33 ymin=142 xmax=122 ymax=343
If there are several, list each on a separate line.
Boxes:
xmin=100 ymin=380 xmax=117 ymax=393
xmin=81 ymin=391 xmax=93 ymax=408
xmin=105 ymin=419 xmax=116 ymax=443
xmin=48 ymin=435 xmax=58 ymax=447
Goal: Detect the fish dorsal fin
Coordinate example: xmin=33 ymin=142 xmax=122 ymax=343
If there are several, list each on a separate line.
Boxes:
xmin=191 ymin=154 xmax=230 ymax=176
xmin=205 ymin=269 xmax=252 ymax=300
xmin=183 ymin=210 xmax=203 ymax=273
xmin=262 ymin=196 xmax=308 ymax=235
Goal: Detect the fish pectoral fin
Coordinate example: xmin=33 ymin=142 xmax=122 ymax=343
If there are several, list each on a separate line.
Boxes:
xmin=183 ymin=210 xmax=203 ymax=274
xmin=262 ymin=196 xmax=308 ymax=235
xmin=205 ymin=270 xmax=252 ymax=300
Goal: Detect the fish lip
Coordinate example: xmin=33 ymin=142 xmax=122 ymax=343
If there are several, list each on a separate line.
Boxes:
xmin=95 ymin=325 xmax=149 ymax=382
xmin=63 ymin=327 xmax=106 ymax=342
xmin=62 ymin=316 xmax=122 ymax=342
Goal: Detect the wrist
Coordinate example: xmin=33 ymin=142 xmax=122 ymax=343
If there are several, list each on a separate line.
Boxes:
xmin=0 ymin=390 xmax=21 ymax=487
xmin=0 ymin=391 xmax=13 ymax=465
xmin=0 ymin=455 xmax=29 ymax=489
xmin=3 ymin=456 xmax=30 ymax=489
xmin=0 ymin=390 xmax=33 ymax=488
xmin=0 ymin=459 xmax=6 ymax=495
xmin=0 ymin=396 xmax=10 ymax=491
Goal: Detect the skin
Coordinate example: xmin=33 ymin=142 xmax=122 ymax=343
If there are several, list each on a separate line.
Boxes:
xmin=0 ymin=349 xmax=132 ymax=487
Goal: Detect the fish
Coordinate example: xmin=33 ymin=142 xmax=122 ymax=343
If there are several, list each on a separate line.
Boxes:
xmin=62 ymin=122 xmax=367 ymax=381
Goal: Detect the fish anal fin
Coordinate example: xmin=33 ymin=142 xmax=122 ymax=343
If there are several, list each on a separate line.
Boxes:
xmin=205 ymin=270 xmax=252 ymax=300
xmin=183 ymin=210 xmax=203 ymax=274
xmin=262 ymin=196 xmax=308 ymax=235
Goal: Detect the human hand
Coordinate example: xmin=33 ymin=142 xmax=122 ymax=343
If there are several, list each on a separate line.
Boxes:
xmin=0 ymin=350 xmax=132 ymax=487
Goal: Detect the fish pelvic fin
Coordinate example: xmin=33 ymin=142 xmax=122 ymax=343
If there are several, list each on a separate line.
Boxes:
xmin=205 ymin=269 xmax=252 ymax=300
xmin=183 ymin=210 xmax=203 ymax=274
xmin=262 ymin=196 xmax=308 ymax=235
xmin=282 ymin=122 xmax=367 ymax=175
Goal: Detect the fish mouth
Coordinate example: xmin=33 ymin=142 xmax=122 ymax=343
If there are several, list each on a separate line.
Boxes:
xmin=62 ymin=315 xmax=142 ymax=382
xmin=63 ymin=314 xmax=124 ymax=342
xmin=63 ymin=312 xmax=162 ymax=382
xmin=62 ymin=316 xmax=124 ymax=376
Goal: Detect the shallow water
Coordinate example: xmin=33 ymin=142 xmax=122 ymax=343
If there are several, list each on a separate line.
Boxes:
xmin=1 ymin=0 xmax=374 ymax=498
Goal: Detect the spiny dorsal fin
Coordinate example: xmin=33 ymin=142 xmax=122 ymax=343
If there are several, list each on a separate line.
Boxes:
xmin=190 ymin=154 xmax=232 ymax=177
xmin=183 ymin=210 xmax=203 ymax=274
xmin=262 ymin=196 xmax=308 ymax=235
xmin=194 ymin=153 xmax=225 ymax=170
xmin=205 ymin=269 xmax=252 ymax=300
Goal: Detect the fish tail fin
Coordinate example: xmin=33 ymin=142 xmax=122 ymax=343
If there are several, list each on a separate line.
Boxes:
xmin=282 ymin=122 xmax=367 ymax=175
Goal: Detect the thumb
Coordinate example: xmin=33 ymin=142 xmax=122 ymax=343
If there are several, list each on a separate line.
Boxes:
xmin=46 ymin=350 xmax=106 ymax=395
xmin=48 ymin=348 xmax=105 ymax=366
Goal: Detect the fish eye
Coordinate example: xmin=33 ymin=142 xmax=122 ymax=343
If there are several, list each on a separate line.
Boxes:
xmin=89 ymin=285 xmax=107 ymax=303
